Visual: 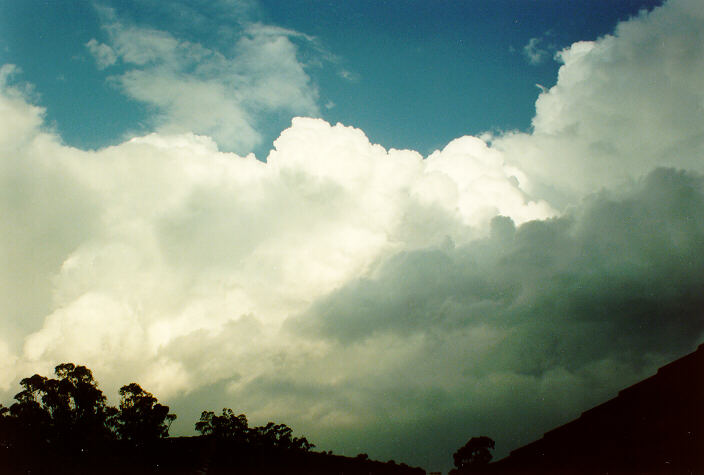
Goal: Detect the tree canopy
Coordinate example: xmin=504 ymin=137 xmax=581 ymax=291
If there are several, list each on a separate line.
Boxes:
xmin=1 ymin=363 xmax=427 ymax=475
xmin=6 ymin=363 xmax=116 ymax=450
xmin=450 ymin=436 xmax=495 ymax=473
xmin=0 ymin=363 xmax=174 ymax=452
xmin=195 ymin=407 xmax=314 ymax=451
xmin=116 ymin=383 xmax=176 ymax=445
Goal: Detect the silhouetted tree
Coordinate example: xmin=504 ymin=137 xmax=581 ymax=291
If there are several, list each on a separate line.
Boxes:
xmin=46 ymin=363 xmax=116 ymax=443
xmin=195 ymin=407 xmax=314 ymax=451
xmin=115 ymin=383 xmax=175 ymax=445
xmin=8 ymin=363 xmax=114 ymax=450
xmin=196 ymin=408 xmax=249 ymax=442
xmin=252 ymin=421 xmax=315 ymax=451
xmin=0 ymin=403 xmax=18 ymax=448
xmin=7 ymin=374 xmax=51 ymax=447
xmin=450 ymin=436 xmax=495 ymax=473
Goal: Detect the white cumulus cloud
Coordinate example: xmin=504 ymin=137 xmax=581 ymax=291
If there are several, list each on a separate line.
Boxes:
xmin=1 ymin=0 xmax=704 ymax=472
xmin=497 ymin=0 xmax=704 ymax=205
xmin=0 ymin=71 xmax=552 ymax=402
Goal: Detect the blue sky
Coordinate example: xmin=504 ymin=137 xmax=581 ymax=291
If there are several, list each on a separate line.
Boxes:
xmin=0 ymin=0 xmax=661 ymax=156
xmin=4 ymin=1 xmax=704 ymax=472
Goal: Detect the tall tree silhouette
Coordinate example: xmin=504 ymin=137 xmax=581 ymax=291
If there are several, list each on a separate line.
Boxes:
xmin=115 ymin=383 xmax=176 ymax=445
xmin=46 ymin=363 xmax=116 ymax=443
xmin=9 ymin=363 xmax=114 ymax=450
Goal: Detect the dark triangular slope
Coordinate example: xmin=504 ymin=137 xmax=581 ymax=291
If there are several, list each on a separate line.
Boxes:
xmin=489 ymin=344 xmax=704 ymax=474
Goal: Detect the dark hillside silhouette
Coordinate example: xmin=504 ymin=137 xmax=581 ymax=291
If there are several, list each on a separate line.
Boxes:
xmin=485 ymin=343 xmax=704 ymax=473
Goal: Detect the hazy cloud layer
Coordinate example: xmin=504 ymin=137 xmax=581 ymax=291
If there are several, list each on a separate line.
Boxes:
xmin=278 ymin=166 xmax=704 ymax=463
xmin=2 ymin=0 xmax=704 ymax=471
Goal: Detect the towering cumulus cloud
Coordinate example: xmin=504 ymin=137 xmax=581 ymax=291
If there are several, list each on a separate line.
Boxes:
xmin=495 ymin=0 xmax=704 ymax=204
xmin=1 ymin=0 xmax=703 ymax=471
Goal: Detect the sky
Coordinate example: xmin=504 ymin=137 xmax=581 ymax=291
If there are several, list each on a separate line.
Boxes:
xmin=1 ymin=0 xmax=703 ymax=472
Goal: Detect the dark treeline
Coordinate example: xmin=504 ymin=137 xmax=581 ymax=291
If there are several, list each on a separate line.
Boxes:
xmin=0 ymin=363 xmax=425 ymax=474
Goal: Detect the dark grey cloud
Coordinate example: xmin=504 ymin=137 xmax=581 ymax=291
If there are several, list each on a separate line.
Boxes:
xmin=282 ymin=167 xmax=704 ymax=467
xmin=295 ymin=167 xmax=704 ymax=357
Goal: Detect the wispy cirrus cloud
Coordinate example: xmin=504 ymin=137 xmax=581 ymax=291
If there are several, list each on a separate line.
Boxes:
xmin=85 ymin=5 xmax=322 ymax=154
xmin=523 ymin=37 xmax=549 ymax=64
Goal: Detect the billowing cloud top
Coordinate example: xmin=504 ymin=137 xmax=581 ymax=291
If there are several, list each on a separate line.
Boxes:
xmin=497 ymin=0 xmax=704 ymax=202
xmin=2 ymin=0 xmax=704 ymax=471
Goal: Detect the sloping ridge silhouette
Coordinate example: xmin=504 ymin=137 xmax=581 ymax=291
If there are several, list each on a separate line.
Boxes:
xmin=488 ymin=343 xmax=704 ymax=474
